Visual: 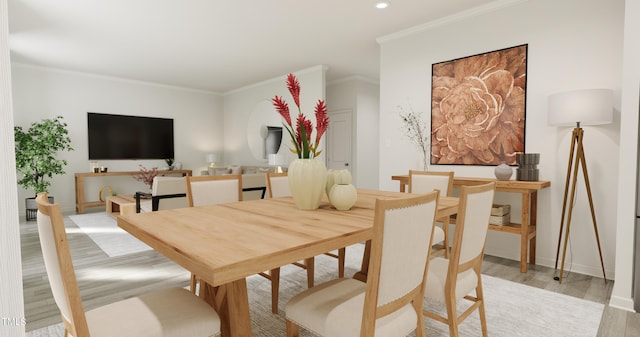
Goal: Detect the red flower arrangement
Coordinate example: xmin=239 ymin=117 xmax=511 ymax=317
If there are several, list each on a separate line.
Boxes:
xmin=272 ymin=73 xmax=329 ymax=159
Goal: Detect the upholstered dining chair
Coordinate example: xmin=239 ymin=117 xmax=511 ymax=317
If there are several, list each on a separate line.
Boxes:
xmin=136 ymin=176 xmax=188 ymax=212
xmin=35 ymin=193 xmax=221 ymax=337
xmin=422 ymin=182 xmax=495 ymax=337
xmin=267 ymin=171 xmax=347 ymax=278
xmin=285 ymin=190 xmax=440 ymax=337
xmin=185 ymin=174 xmax=243 ymax=207
xmin=186 ymin=175 xmax=245 ymax=296
xmin=409 ymin=170 xmax=455 ymax=258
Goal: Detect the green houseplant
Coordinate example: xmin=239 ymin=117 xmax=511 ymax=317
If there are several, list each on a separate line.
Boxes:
xmin=14 ymin=116 xmax=73 ymax=219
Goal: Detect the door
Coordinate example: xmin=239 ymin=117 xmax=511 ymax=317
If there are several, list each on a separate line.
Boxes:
xmin=326 ymin=109 xmax=353 ymax=172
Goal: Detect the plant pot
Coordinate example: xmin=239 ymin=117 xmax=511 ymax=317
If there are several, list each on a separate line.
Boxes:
xmin=25 ymin=196 xmax=54 ymax=221
xmin=288 ymin=158 xmax=327 ymax=210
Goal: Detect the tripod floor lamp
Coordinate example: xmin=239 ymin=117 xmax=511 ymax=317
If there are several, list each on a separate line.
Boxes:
xmin=548 ymin=89 xmax=613 ymax=284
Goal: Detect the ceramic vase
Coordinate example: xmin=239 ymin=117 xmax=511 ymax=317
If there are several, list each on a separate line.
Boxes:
xmin=494 ymin=161 xmax=513 ymax=181
xmin=329 ymin=184 xmax=357 ymax=211
xmin=288 ymin=158 xmax=327 ymax=210
xmin=325 ymin=169 xmax=352 ymax=202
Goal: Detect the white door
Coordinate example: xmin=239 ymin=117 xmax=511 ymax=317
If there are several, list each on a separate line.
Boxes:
xmin=327 ymin=109 xmax=353 ymax=172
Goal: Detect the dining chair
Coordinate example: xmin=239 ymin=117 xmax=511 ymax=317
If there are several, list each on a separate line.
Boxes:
xmin=409 ymin=170 xmax=454 ymax=258
xmin=185 ymin=174 xmax=243 ymax=207
xmin=35 ymin=193 xmax=221 ymax=337
xmin=186 ymin=175 xmax=244 ymax=296
xmin=285 ymin=190 xmax=439 ymax=337
xmin=136 ymin=176 xmax=188 ymax=212
xmin=267 ymin=171 xmax=346 ymax=278
xmin=422 ymin=182 xmax=495 ymax=337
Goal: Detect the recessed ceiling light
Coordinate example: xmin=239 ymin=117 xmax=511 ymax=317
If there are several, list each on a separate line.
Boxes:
xmin=375 ymin=1 xmax=390 ymax=9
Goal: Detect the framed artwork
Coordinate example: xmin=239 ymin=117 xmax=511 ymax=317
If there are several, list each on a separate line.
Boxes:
xmin=431 ymin=44 xmax=527 ymax=166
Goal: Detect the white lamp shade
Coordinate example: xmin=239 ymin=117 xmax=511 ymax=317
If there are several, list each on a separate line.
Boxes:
xmin=548 ymin=89 xmax=613 ymax=126
xmin=205 ymin=153 xmax=218 ymax=164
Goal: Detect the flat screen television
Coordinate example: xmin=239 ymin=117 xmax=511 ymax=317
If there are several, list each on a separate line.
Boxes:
xmin=88 ymin=112 xmax=174 ymax=160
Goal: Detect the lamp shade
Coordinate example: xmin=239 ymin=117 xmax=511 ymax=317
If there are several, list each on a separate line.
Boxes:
xmin=205 ymin=153 xmax=218 ymax=164
xmin=548 ymin=89 xmax=613 ymax=126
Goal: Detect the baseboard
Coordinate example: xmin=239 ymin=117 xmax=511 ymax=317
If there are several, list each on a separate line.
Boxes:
xmin=609 ymin=295 xmax=635 ymax=312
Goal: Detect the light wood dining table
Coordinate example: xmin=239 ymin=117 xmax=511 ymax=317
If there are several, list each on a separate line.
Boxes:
xmin=117 ymin=188 xmax=459 ymax=337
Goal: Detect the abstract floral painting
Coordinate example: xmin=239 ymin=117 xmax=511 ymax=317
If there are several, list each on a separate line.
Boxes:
xmin=431 ymin=44 xmax=527 ymax=165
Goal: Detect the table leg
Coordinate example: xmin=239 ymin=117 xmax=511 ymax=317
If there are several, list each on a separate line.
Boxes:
xmin=520 ymin=192 xmax=530 ymax=272
xmin=352 ymin=240 xmax=371 ymax=282
xmin=529 ymin=191 xmax=537 ymax=265
xmin=202 ymin=279 xmax=252 ymax=337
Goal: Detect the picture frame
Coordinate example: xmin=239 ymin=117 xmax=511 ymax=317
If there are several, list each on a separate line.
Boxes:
xmin=431 ymin=44 xmax=527 ymax=166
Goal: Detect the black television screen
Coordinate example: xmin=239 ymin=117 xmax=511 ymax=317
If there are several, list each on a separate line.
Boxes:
xmin=88 ymin=112 xmax=174 ymax=160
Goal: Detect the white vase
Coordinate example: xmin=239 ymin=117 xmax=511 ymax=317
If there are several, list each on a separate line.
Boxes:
xmin=494 ymin=161 xmax=513 ymax=181
xmin=288 ymin=158 xmax=327 ymax=210
xmin=329 ymin=184 xmax=357 ymax=211
xmin=325 ymin=169 xmax=352 ymax=202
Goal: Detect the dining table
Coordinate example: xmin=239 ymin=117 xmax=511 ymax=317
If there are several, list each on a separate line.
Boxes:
xmin=117 ymin=188 xmax=459 ymax=337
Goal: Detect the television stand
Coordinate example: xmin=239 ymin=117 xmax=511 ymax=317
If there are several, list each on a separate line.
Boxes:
xmin=74 ymin=169 xmax=191 ymax=213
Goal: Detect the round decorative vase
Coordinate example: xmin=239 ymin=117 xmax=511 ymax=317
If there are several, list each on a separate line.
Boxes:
xmin=288 ymin=158 xmax=327 ymax=210
xmin=329 ymin=184 xmax=357 ymax=211
xmin=325 ymin=169 xmax=352 ymax=202
xmin=494 ymin=161 xmax=513 ymax=181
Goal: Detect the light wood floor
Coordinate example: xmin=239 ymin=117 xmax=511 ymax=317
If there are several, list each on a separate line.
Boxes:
xmin=20 ymin=212 xmax=640 ymax=335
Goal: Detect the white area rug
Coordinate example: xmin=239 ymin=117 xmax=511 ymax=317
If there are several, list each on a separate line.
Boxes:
xmin=68 ymin=212 xmax=151 ymax=257
xmin=27 ymin=242 xmax=604 ymax=337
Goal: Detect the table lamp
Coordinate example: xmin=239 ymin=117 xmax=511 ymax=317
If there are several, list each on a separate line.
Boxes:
xmin=548 ymin=88 xmax=613 ymax=284
xmin=206 ymin=153 xmax=218 ymax=168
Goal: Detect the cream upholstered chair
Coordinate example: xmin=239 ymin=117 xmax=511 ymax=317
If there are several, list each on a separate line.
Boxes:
xmin=136 ymin=176 xmax=188 ymax=212
xmin=422 ymin=182 xmax=495 ymax=337
xmin=152 ymin=176 xmax=188 ymax=210
xmin=186 ymin=175 xmax=243 ymax=297
xmin=285 ymin=190 xmax=440 ymax=337
xmin=267 ymin=172 xmax=347 ymax=278
xmin=409 ymin=170 xmax=454 ymax=258
xmin=185 ymin=174 xmax=243 ymax=207
xmin=35 ymin=193 xmax=221 ymax=337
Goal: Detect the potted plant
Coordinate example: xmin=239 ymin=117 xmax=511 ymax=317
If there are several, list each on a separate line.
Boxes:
xmin=14 ymin=116 xmax=73 ymax=220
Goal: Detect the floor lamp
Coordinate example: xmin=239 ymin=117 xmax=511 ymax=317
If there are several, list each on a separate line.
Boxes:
xmin=548 ymin=89 xmax=613 ymax=284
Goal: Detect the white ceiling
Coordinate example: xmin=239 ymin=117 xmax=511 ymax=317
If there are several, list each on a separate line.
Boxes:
xmin=8 ymin=0 xmax=497 ymax=93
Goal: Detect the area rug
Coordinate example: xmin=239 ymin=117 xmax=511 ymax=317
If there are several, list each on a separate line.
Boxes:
xmin=68 ymin=212 xmax=151 ymax=257
xmin=26 ymin=243 xmax=604 ymax=337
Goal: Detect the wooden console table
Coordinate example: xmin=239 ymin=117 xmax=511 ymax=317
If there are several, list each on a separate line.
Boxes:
xmin=75 ymin=170 xmax=192 ymax=214
xmin=392 ymin=175 xmax=550 ymax=272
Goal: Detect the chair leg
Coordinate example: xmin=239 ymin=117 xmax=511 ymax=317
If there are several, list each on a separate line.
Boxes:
xmin=286 ymin=319 xmax=300 ymax=337
xmin=190 ymin=273 xmax=198 ymax=294
xmin=270 ymin=268 xmax=280 ymax=314
xmin=442 ymin=221 xmax=449 ymax=259
xmin=476 ymin=279 xmax=488 ymax=337
xmin=446 ymin=295 xmax=460 ymax=337
xmin=304 ymin=257 xmax=314 ymax=288
xmin=338 ymin=247 xmax=346 ymax=278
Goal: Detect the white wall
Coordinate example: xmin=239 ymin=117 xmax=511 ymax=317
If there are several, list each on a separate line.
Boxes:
xmin=378 ymin=0 xmax=624 ymax=278
xmin=223 ymin=65 xmax=327 ymax=167
xmin=611 ymin=0 xmax=640 ymax=312
xmin=327 ymin=77 xmax=380 ymax=189
xmin=11 ymin=64 xmax=224 ymax=214
xmin=1 ymin=0 xmax=25 ymax=334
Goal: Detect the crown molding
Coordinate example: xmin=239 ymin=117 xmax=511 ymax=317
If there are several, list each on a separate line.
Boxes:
xmin=377 ymin=0 xmax=528 ymax=44
xmin=11 ymin=62 xmax=223 ymax=96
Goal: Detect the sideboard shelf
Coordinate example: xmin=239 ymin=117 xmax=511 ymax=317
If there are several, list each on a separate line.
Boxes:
xmin=74 ymin=169 xmax=192 ymax=214
xmin=391 ymin=175 xmax=550 ymax=273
